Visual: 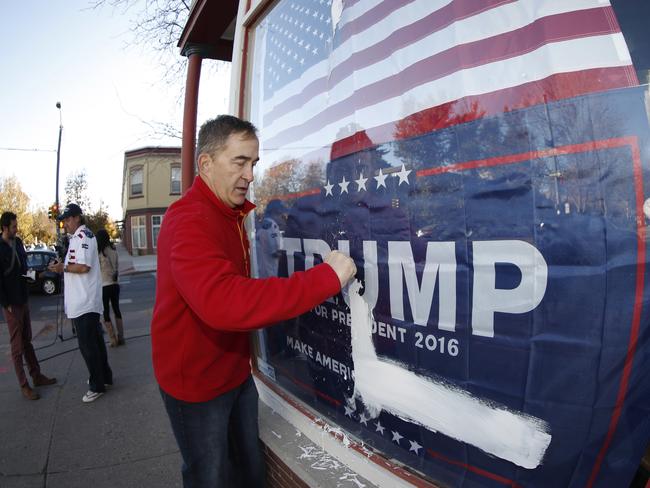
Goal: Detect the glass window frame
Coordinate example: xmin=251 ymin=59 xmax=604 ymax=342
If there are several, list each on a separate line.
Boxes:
xmin=131 ymin=215 xmax=147 ymax=249
xmin=151 ymin=214 xmax=163 ymax=249
xmin=170 ymin=164 xmax=181 ymax=195
xmin=129 ymin=166 xmax=144 ymax=198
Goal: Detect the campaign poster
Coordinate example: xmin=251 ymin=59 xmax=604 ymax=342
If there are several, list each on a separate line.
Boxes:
xmin=248 ymin=1 xmax=650 ymax=486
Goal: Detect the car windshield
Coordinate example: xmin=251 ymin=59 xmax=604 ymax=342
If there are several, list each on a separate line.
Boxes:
xmin=26 ymin=254 xmax=42 ymax=267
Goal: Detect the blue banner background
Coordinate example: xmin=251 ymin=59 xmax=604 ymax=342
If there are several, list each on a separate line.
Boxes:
xmin=255 ymin=86 xmax=650 ymax=487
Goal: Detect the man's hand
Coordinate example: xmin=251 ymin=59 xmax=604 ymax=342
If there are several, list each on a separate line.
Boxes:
xmin=48 ymin=260 xmax=64 ymax=274
xmin=324 ymin=251 xmax=357 ymax=288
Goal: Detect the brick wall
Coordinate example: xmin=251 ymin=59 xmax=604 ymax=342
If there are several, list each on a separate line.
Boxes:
xmin=123 ymin=208 xmax=167 ymax=256
xmin=263 ymin=442 xmax=310 ymax=488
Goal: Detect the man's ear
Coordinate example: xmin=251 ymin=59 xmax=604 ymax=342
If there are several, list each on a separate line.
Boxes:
xmin=197 ymin=153 xmax=212 ymax=174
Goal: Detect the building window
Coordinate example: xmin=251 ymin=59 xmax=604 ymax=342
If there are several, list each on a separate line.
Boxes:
xmin=171 ymin=164 xmax=181 ymax=194
xmin=152 ymin=215 xmax=163 ymax=248
xmin=131 ymin=215 xmax=146 ymax=249
xmin=130 ymin=166 xmax=143 ymax=197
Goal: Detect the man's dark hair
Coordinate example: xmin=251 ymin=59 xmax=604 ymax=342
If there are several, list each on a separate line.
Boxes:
xmin=197 ymin=115 xmax=257 ymax=157
xmin=0 ymin=211 xmax=17 ymax=231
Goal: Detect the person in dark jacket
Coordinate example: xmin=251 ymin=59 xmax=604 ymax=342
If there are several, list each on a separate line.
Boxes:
xmin=0 ymin=212 xmax=56 ymax=400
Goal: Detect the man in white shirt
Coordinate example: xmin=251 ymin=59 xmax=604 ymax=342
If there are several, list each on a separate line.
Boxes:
xmin=49 ymin=203 xmax=113 ymax=403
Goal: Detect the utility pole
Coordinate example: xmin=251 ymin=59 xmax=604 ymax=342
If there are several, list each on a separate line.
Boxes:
xmin=55 ymin=102 xmax=62 ymax=236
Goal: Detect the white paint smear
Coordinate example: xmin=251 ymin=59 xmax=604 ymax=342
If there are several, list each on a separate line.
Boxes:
xmin=348 ymin=280 xmax=551 ymax=469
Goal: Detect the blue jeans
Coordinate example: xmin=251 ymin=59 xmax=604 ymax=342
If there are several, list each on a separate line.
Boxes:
xmin=72 ymin=312 xmax=112 ymax=392
xmin=160 ymin=376 xmax=266 ymax=488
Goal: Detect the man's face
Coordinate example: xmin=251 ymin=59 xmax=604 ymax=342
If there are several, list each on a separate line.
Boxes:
xmin=2 ymin=219 xmax=17 ymax=239
xmin=63 ymin=215 xmax=80 ymax=234
xmin=200 ymin=132 xmax=259 ymax=208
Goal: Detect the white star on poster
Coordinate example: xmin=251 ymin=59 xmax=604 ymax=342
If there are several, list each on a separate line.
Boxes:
xmin=374 ymin=168 xmax=388 ymax=189
xmin=394 ymin=164 xmax=412 ymax=186
xmin=339 ymin=176 xmax=350 ymax=194
xmin=375 ymin=421 xmax=385 ymax=435
xmin=409 ymin=440 xmax=423 ymax=454
xmin=344 ymin=405 xmax=355 ymax=417
xmin=355 ymin=172 xmax=368 ymax=191
xmin=359 ymin=412 xmax=369 ymax=425
xmin=324 ymin=180 xmax=334 ymax=196
xmin=391 ymin=431 xmax=403 ymax=444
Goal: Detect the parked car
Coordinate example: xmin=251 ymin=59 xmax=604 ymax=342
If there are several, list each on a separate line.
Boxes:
xmin=25 ymin=250 xmax=61 ymax=295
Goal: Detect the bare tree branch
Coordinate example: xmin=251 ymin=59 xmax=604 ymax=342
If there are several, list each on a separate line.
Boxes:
xmin=89 ymin=0 xmax=192 ymax=85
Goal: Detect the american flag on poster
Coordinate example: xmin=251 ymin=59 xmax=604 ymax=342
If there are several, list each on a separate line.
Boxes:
xmin=258 ymin=0 xmax=637 ymax=165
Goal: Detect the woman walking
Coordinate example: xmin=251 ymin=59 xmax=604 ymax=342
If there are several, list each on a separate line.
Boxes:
xmin=96 ymin=229 xmax=124 ymax=347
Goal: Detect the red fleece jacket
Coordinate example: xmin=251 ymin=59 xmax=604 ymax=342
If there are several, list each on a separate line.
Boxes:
xmin=151 ymin=176 xmax=341 ymax=402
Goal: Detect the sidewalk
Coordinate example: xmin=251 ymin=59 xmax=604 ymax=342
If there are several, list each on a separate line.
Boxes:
xmin=116 ymin=241 xmax=157 ymax=275
xmin=0 ymin=302 xmax=181 ymax=487
xmin=0 ymin=244 xmax=377 ymax=488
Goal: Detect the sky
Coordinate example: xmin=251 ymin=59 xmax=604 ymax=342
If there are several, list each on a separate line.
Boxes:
xmin=0 ymin=1 xmax=231 ymax=219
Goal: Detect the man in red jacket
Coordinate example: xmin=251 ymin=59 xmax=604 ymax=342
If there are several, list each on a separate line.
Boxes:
xmin=152 ymin=115 xmax=356 ymax=488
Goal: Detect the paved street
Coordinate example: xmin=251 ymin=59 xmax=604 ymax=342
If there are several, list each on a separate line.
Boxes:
xmin=0 ymin=272 xmax=184 ymax=488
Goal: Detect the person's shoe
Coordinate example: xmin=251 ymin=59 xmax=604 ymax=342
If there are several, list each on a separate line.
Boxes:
xmin=21 ymin=385 xmax=40 ymax=400
xmin=82 ymin=390 xmax=104 ymax=403
xmin=117 ymin=337 xmax=125 ymax=346
xmin=33 ymin=374 xmax=57 ymax=387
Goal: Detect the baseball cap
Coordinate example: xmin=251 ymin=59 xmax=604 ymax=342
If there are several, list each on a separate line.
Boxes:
xmin=57 ymin=203 xmax=83 ymax=220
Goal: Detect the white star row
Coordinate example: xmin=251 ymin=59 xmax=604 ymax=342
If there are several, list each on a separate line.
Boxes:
xmin=343 ymin=405 xmax=423 ymax=455
xmin=324 ymin=164 xmax=412 ymax=196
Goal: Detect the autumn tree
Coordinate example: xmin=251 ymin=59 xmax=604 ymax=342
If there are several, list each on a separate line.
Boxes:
xmin=253 ymin=159 xmax=304 ymax=215
xmin=0 ymin=176 xmax=56 ymax=245
xmin=0 ymin=176 xmax=35 ymax=243
xmin=29 ymin=209 xmax=55 ymax=245
xmin=0 ymin=175 xmax=30 ymax=219
xmin=85 ymin=201 xmax=120 ymax=239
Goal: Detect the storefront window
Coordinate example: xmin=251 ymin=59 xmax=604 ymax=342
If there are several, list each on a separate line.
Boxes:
xmin=131 ymin=215 xmax=146 ymax=249
xmin=247 ymin=1 xmax=650 ymax=486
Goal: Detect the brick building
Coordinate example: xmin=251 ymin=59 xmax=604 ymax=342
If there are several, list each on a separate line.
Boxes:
xmin=121 ymin=146 xmax=182 ymax=256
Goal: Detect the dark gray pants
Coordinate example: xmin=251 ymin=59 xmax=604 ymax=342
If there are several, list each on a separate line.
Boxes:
xmin=160 ymin=376 xmax=266 ymax=488
xmin=72 ymin=312 xmax=112 ymax=392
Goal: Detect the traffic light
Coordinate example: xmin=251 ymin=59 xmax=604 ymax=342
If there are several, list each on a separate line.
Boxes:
xmin=48 ymin=204 xmax=59 ymax=220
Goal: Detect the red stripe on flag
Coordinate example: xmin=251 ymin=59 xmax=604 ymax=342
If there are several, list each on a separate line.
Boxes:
xmin=265 ymin=0 xmax=515 ymax=125
xmin=427 ymin=449 xmax=522 ymax=487
xmin=338 ymin=0 xmax=515 ymax=45
xmin=343 ymin=0 xmax=362 ymax=9
xmin=586 ymin=136 xmax=645 ymax=488
xmin=264 ymin=6 xmax=624 ymax=142
xmin=315 ymin=66 xmax=636 ymax=161
xmin=264 ymin=0 xmax=512 ymax=124
xmin=274 ymin=188 xmax=321 ymax=201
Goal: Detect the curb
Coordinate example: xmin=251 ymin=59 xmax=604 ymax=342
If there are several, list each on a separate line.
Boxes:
xmin=120 ymin=268 xmax=157 ymax=276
